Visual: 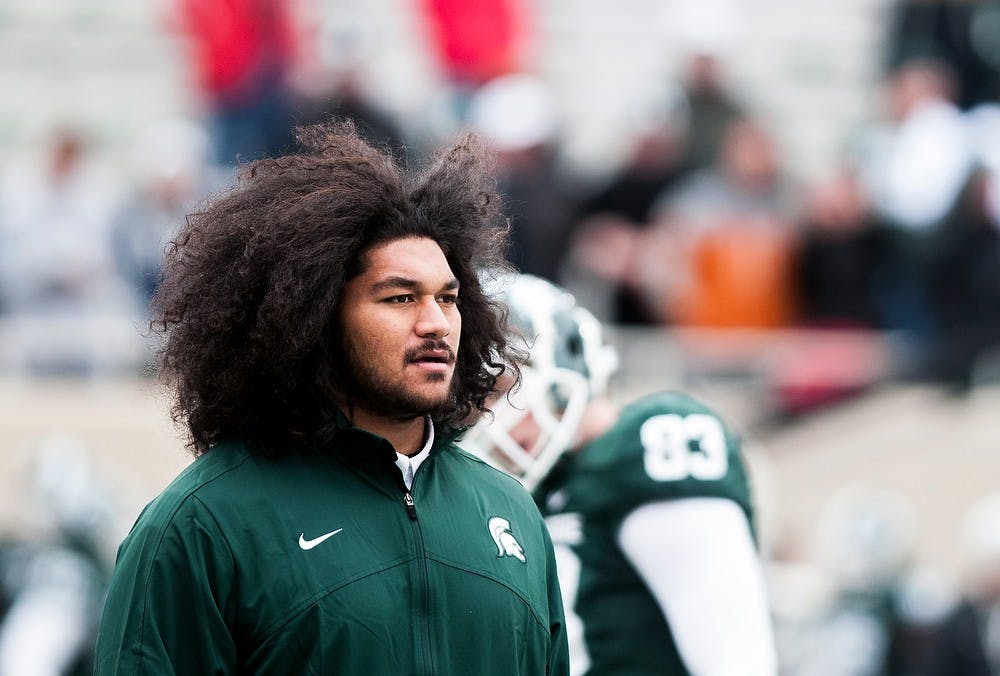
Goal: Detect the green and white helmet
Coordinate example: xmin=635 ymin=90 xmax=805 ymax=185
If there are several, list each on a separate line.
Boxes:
xmin=464 ymin=274 xmax=618 ymax=491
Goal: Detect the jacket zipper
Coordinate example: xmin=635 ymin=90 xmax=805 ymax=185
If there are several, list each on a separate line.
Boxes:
xmin=396 ymin=469 xmax=432 ymax=674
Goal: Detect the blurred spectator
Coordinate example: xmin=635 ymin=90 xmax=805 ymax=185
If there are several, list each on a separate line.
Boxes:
xmin=287 ymin=22 xmax=408 ymax=159
xmin=973 ymin=104 xmax=1000 ymax=231
xmin=111 ymin=118 xmax=213 ymax=308
xmin=168 ymin=0 xmax=300 ymax=167
xmin=769 ymin=170 xmax=901 ymax=415
xmin=469 ymin=73 xmax=581 ymax=282
xmin=915 ymin=101 xmax=1000 ymax=388
xmin=0 ymin=129 xmax=125 ymax=315
xmin=922 ymin=492 xmax=1000 ymax=675
xmin=921 ymin=166 xmax=1000 ymax=387
xmin=639 ymin=116 xmax=799 ymax=328
xmin=851 ymin=59 xmax=967 ymax=349
xmin=0 ymin=128 xmax=144 ymax=376
xmin=854 ymin=58 xmax=1000 ymax=385
xmin=0 ymin=435 xmax=116 ymax=676
xmin=794 ymin=168 xmax=894 ymax=330
xmin=857 ymin=59 xmax=973 ymax=236
xmin=891 ymin=566 xmax=962 ymax=676
xmin=567 ymin=84 xmax=692 ymax=324
xmin=293 ymin=72 xmax=407 ymax=159
xmin=417 ymin=0 xmax=533 ymax=124
xmin=677 ymin=51 xmax=748 ymax=172
xmin=789 ymin=485 xmax=956 ymax=676
xmin=885 ymin=0 xmax=1000 ymax=110
xmin=658 ymin=0 xmax=749 ymax=170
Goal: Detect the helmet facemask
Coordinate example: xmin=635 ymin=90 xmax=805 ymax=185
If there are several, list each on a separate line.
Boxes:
xmin=465 ymin=363 xmax=591 ymax=491
xmin=463 ymin=274 xmax=618 ymax=491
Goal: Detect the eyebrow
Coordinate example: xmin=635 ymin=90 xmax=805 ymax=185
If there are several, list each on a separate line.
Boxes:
xmin=370 ymin=276 xmax=460 ymax=293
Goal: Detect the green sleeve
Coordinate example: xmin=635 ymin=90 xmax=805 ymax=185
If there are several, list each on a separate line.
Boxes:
xmin=543 ymin=525 xmax=570 ymax=676
xmin=94 ymin=496 xmax=238 ymax=675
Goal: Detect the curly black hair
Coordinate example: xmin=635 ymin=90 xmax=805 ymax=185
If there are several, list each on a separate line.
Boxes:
xmin=152 ymin=120 xmax=520 ymax=456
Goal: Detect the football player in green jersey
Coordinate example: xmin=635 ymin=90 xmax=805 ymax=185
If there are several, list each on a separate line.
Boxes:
xmin=94 ymin=122 xmax=568 ymax=675
xmin=464 ymin=274 xmax=777 ymax=675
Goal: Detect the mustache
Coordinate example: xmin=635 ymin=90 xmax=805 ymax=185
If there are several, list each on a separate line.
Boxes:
xmin=405 ymin=340 xmax=456 ymax=364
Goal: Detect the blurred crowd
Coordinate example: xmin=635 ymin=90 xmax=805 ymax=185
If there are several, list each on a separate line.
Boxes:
xmin=0 ymin=0 xmax=991 ymax=403
xmin=766 ymin=482 xmax=1000 ymax=676
xmin=2 ymin=0 xmax=1000 ymax=673
xmin=2 ymin=0 xmax=1000 ymax=392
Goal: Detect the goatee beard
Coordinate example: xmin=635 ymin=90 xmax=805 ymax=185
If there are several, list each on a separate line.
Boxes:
xmin=342 ymin=339 xmax=455 ymax=419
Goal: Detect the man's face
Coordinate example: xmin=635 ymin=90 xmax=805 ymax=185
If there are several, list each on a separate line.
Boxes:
xmin=339 ymin=237 xmax=462 ymax=420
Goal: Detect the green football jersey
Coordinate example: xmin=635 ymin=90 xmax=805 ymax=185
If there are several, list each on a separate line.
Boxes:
xmin=95 ymin=422 xmax=568 ymax=675
xmin=535 ymin=390 xmax=755 ymax=676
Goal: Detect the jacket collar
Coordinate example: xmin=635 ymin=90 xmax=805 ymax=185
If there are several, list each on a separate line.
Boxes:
xmin=333 ymin=408 xmax=463 ymax=457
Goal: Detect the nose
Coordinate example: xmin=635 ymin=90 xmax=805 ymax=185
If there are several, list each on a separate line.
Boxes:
xmin=414 ymin=297 xmax=451 ymax=338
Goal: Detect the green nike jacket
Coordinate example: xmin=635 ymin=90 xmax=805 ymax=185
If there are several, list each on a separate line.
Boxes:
xmin=94 ymin=421 xmax=569 ymax=675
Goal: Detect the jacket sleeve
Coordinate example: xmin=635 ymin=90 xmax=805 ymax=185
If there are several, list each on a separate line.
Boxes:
xmin=542 ymin=523 xmax=571 ymax=676
xmin=93 ymin=496 xmax=238 ymax=675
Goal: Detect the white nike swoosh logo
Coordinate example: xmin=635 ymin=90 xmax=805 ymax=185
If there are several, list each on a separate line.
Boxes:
xmin=298 ymin=528 xmax=343 ymax=550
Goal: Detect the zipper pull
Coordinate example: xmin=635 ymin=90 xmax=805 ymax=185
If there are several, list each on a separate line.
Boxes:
xmin=404 ymin=492 xmax=417 ymax=521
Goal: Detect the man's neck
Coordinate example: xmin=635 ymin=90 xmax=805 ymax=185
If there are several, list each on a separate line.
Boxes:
xmin=348 ymin=410 xmax=428 ymax=457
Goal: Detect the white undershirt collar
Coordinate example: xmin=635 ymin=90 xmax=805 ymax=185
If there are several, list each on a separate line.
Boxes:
xmin=394 ymin=418 xmax=433 ymax=490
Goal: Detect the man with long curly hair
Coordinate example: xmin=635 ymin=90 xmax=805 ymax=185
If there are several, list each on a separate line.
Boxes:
xmin=93 ymin=121 xmax=569 ymax=675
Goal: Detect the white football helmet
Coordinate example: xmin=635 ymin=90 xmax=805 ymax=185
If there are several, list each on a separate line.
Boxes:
xmin=463 ymin=274 xmax=618 ymax=491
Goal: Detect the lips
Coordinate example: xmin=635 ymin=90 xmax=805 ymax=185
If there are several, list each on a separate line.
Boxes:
xmin=410 ymin=350 xmax=452 ymax=365
xmin=406 ymin=343 xmax=455 ymax=367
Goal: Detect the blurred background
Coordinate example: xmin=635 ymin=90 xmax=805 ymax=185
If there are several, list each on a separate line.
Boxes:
xmin=1 ymin=0 xmax=1000 ymax=673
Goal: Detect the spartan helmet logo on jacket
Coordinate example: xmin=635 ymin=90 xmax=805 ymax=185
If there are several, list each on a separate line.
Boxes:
xmin=488 ymin=516 xmax=526 ymax=563
xmin=464 ymin=274 xmax=618 ymax=491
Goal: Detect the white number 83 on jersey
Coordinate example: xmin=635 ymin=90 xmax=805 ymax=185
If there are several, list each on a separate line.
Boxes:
xmin=640 ymin=413 xmax=729 ymax=481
